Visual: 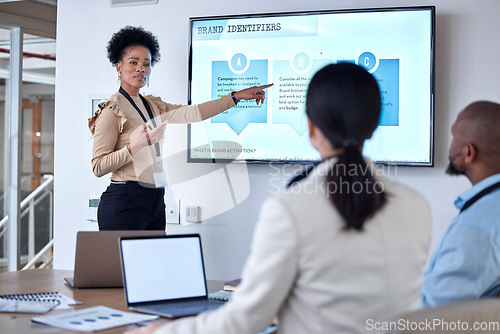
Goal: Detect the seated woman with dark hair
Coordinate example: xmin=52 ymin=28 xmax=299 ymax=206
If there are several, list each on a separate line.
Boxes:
xmin=127 ymin=63 xmax=432 ymax=334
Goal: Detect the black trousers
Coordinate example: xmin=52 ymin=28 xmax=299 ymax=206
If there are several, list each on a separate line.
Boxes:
xmin=97 ymin=181 xmax=166 ymax=230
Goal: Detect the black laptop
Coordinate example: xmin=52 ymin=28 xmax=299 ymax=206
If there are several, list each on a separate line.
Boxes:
xmin=119 ymin=234 xmax=226 ymax=318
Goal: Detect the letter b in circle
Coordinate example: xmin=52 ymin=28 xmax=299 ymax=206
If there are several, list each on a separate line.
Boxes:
xmin=293 ymin=52 xmax=310 ymax=72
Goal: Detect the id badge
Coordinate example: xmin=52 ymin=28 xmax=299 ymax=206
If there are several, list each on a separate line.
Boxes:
xmin=153 ymin=170 xmax=167 ymax=188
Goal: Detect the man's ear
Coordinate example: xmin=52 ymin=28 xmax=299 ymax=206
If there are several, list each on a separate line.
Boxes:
xmin=463 ymin=143 xmax=477 ymax=164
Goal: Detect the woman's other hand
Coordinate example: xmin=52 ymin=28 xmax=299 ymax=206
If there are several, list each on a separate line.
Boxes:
xmin=127 ymin=120 xmax=168 ymax=155
xmin=147 ymin=119 xmax=168 ymax=145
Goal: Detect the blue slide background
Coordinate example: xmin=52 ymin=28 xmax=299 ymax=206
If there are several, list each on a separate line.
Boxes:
xmin=211 ymin=60 xmax=268 ymax=135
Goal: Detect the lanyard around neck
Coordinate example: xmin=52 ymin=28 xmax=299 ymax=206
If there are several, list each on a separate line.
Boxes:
xmin=119 ymin=87 xmax=157 ymax=128
xmin=460 ymin=181 xmax=500 ymax=213
xmin=119 ymin=87 xmax=161 ymax=158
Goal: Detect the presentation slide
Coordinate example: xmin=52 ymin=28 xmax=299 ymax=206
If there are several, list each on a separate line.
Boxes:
xmin=188 ymin=8 xmax=434 ymax=165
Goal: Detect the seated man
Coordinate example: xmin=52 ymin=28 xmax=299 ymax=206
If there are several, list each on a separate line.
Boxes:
xmin=422 ymin=101 xmax=500 ymax=307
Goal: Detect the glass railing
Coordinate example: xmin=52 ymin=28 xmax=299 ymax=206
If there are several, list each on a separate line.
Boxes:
xmin=0 ymin=174 xmax=54 ymax=271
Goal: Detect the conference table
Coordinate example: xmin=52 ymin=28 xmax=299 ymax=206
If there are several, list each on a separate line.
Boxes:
xmin=0 ymin=269 xmax=223 ymax=333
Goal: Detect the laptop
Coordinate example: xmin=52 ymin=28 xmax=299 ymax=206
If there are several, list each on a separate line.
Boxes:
xmin=119 ymin=234 xmax=226 ymax=318
xmin=65 ymin=230 xmax=165 ymax=288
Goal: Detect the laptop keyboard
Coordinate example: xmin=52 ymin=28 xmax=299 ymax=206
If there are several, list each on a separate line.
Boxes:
xmin=146 ymin=299 xmax=224 ymax=311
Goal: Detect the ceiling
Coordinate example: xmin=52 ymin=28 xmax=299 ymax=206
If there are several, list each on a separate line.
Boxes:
xmin=0 ymin=0 xmax=57 ymax=86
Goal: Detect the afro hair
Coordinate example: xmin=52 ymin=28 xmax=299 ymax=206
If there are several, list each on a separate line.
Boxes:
xmin=107 ymin=26 xmax=160 ymax=66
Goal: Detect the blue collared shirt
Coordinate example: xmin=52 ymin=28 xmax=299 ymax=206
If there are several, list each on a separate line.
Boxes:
xmin=421 ymin=173 xmax=500 ymax=308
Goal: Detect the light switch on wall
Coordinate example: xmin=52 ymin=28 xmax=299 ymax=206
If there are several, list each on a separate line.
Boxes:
xmin=186 ymin=206 xmax=201 ymax=223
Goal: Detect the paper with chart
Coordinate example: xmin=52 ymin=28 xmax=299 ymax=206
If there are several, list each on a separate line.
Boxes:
xmin=31 ymin=305 xmax=158 ymax=331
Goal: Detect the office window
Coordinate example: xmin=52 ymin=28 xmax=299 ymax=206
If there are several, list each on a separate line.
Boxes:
xmin=0 ymin=26 xmax=11 ymax=271
xmin=0 ymin=29 xmax=55 ymax=271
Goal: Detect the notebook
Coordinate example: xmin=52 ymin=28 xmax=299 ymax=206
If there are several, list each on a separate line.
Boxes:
xmin=0 ymin=292 xmax=81 ymax=311
xmin=0 ymin=293 xmax=60 ymax=314
xmin=65 ymin=230 xmax=165 ymax=288
xmin=119 ymin=234 xmax=226 ymax=318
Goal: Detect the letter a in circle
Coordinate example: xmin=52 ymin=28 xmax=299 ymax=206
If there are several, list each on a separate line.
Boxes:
xmin=237 ymin=58 xmax=242 ymax=67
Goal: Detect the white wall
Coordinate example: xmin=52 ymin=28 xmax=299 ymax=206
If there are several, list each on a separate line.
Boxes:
xmin=54 ymin=0 xmax=500 ymax=280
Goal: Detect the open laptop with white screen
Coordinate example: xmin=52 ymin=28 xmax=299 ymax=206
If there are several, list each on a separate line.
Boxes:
xmin=119 ymin=234 xmax=225 ymax=318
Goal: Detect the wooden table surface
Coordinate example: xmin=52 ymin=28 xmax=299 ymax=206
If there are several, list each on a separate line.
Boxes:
xmin=0 ymin=269 xmax=223 ymax=333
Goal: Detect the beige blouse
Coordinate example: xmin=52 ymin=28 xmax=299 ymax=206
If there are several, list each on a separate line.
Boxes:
xmin=88 ymin=92 xmax=235 ymax=185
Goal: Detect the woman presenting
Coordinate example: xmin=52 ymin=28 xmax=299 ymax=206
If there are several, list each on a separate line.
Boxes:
xmin=88 ymin=26 xmax=271 ymax=230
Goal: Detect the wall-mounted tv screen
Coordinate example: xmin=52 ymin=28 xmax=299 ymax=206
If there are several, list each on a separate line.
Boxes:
xmin=188 ymin=6 xmax=435 ymax=166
